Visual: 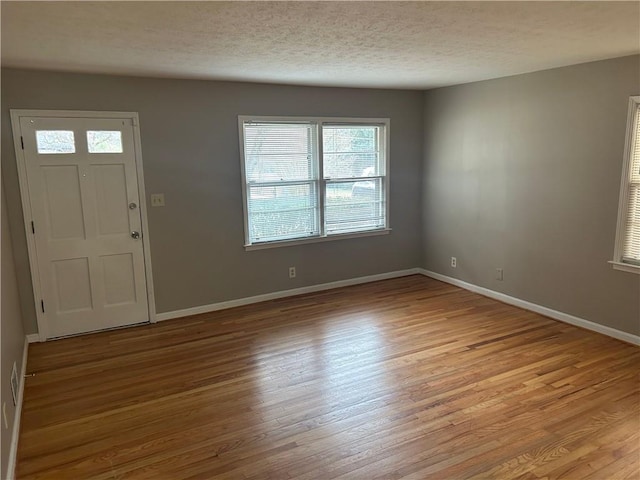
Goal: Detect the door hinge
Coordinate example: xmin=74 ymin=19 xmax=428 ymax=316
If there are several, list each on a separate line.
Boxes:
xmin=21 ymin=136 xmax=24 ymax=150
xmin=40 ymin=300 xmax=45 ymax=313
xmin=31 ymin=221 xmax=35 ymax=234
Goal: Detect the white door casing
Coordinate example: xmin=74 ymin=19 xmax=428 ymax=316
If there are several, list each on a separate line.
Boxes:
xmin=10 ymin=110 xmax=156 ymax=340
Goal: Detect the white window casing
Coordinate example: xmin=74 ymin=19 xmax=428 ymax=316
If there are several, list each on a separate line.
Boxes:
xmin=612 ymin=96 xmax=640 ymax=274
xmin=239 ymin=116 xmax=390 ymax=249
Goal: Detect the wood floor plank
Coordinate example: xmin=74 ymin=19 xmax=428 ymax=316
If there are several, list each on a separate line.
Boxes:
xmin=16 ymin=275 xmax=640 ymax=479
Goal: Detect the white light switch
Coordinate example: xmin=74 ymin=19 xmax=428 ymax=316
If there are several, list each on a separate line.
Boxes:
xmin=150 ymin=194 xmax=165 ymax=207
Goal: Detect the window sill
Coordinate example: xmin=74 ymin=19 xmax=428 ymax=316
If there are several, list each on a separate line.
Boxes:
xmin=609 ymin=260 xmax=640 ymax=274
xmin=245 ymin=228 xmax=391 ymax=251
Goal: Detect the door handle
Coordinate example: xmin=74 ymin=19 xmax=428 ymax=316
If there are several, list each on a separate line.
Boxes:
xmin=131 ymin=231 xmax=140 ymax=239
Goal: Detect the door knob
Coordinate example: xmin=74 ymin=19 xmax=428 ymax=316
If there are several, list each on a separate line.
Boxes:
xmin=131 ymin=231 xmax=140 ymax=239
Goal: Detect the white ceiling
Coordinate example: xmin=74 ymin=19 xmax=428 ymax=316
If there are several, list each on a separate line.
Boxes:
xmin=2 ymin=1 xmax=639 ymax=90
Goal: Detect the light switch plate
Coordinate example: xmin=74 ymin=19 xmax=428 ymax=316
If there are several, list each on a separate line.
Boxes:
xmin=150 ymin=193 xmax=165 ymax=207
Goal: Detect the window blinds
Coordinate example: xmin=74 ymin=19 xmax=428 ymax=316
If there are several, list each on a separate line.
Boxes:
xmin=239 ymin=118 xmax=389 ymax=246
xmin=322 ymin=125 xmax=386 ymax=234
xmin=622 ymin=104 xmax=640 ymax=265
xmin=243 ymin=123 xmax=316 ymax=183
xmin=243 ymin=122 xmax=319 ymax=243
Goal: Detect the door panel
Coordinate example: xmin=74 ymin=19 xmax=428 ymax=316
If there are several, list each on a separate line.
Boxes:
xmin=93 ymin=164 xmax=130 ymax=235
xmin=101 ymin=253 xmax=137 ymax=306
xmin=52 ymin=258 xmax=93 ymax=312
xmin=19 ymin=115 xmax=149 ymax=338
xmin=42 ymin=165 xmax=86 ymax=240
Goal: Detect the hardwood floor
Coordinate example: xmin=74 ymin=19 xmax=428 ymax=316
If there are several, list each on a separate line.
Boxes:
xmin=16 ymin=275 xmax=640 ymax=479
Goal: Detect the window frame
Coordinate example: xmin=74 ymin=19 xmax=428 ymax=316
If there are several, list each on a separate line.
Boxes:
xmin=238 ymin=116 xmax=391 ymax=250
xmin=611 ymin=96 xmax=640 ymax=274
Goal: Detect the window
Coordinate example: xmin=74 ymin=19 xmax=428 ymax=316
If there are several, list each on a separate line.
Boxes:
xmin=36 ymin=130 xmax=75 ymax=154
xmin=612 ymin=96 xmax=640 ymax=273
xmin=239 ymin=117 xmax=389 ymax=248
xmin=87 ymin=131 xmax=123 ymax=153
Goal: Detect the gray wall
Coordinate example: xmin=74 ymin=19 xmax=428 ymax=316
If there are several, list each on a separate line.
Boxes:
xmin=4 ymin=56 xmax=639 ymax=339
xmin=1 ymin=185 xmax=26 ymax=478
xmin=1 ymin=69 xmax=425 ymax=334
xmin=422 ymin=55 xmax=640 ymax=336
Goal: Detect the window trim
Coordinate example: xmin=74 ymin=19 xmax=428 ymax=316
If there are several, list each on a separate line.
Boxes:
xmin=612 ymin=96 xmax=640 ymax=274
xmin=238 ymin=116 xmax=391 ymax=249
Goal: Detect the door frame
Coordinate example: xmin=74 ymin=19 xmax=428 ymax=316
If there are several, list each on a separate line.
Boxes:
xmin=10 ymin=109 xmax=157 ymax=341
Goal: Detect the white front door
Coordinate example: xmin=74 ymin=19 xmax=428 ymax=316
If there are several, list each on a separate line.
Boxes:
xmin=15 ymin=114 xmax=151 ymax=339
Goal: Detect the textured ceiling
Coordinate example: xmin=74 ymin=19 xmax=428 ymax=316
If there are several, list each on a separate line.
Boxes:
xmin=1 ymin=1 xmax=639 ymax=89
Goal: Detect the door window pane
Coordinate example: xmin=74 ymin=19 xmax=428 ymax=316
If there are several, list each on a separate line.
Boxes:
xmin=36 ymin=130 xmax=76 ymax=154
xmin=87 ymin=131 xmax=123 ymax=153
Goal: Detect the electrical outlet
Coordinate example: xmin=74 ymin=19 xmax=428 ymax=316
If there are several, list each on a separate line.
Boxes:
xmin=451 ymin=257 xmax=457 ymax=268
xmin=2 ymin=402 xmax=8 ymax=430
xmin=150 ymin=193 xmax=165 ymax=207
xmin=289 ymin=266 xmax=296 ymax=278
xmin=496 ymin=268 xmax=504 ymax=281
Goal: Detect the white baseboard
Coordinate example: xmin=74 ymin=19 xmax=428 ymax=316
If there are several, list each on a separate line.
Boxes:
xmin=6 ymin=336 xmax=29 ymax=480
xmin=156 ymin=268 xmax=421 ymax=322
xmin=29 ymin=267 xmax=638 ymax=347
xmin=418 ymin=269 xmax=640 ymax=346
